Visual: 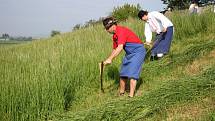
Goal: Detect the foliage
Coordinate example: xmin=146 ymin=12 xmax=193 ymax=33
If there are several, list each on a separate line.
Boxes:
xmin=10 ymin=36 xmax=33 ymax=41
xmin=1 ymin=33 xmax=10 ymax=40
xmin=161 ymin=0 xmax=190 ymax=10
xmin=161 ymin=0 xmax=215 ymax=10
xmin=73 ymin=24 xmax=82 ymax=31
xmin=51 ymin=30 xmax=61 ymax=37
xmin=111 ymin=4 xmax=141 ymax=21
xmin=73 ymin=18 xmax=103 ymax=31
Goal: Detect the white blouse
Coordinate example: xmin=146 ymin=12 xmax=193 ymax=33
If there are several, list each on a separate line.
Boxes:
xmin=144 ymin=11 xmax=173 ymax=43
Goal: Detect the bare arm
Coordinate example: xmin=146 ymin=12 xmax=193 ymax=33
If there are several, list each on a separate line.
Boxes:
xmin=104 ymin=44 xmax=124 ymax=65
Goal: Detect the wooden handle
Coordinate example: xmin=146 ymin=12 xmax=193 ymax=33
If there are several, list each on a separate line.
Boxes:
xmin=99 ymin=61 xmax=104 ymax=93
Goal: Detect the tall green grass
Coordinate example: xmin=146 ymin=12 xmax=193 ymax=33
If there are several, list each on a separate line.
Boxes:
xmin=170 ymin=10 xmax=215 ymax=41
xmin=0 ymin=11 xmax=214 ymax=121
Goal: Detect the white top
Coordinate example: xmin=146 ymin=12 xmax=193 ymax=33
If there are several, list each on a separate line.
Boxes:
xmin=144 ymin=11 xmax=173 ymax=43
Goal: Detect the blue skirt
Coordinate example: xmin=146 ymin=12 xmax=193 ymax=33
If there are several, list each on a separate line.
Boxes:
xmin=151 ymin=26 xmax=174 ymax=56
xmin=120 ymin=43 xmax=146 ymax=80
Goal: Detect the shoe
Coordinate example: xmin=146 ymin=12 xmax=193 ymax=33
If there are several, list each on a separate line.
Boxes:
xmin=119 ymin=92 xmax=125 ymax=96
xmin=128 ymin=95 xmax=133 ymax=98
xmin=157 ymin=53 xmax=164 ymax=58
xmin=157 ymin=53 xmax=165 ymax=60
xmin=150 ymin=56 xmax=158 ymax=61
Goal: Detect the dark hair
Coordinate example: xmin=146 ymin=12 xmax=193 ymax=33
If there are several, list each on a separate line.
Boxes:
xmin=191 ymin=0 xmax=199 ymax=4
xmin=102 ymin=17 xmax=117 ymax=30
xmin=138 ymin=10 xmax=148 ymax=19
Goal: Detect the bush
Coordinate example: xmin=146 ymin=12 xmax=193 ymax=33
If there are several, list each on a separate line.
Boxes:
xmin=111 ymin=4 xmax=141 ymax=21
xmin=51 ymin=30 xmax=61 ymax=37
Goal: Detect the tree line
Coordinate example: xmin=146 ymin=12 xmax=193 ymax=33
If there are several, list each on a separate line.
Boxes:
xmin=0 ymin=33 xmax=33 ymax=41
xmin=162 ymin=0 xmax=215 ymax=10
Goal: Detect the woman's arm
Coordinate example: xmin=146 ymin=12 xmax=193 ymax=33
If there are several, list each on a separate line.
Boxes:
xmin=104 ymin=44 xmax=124 ymax=65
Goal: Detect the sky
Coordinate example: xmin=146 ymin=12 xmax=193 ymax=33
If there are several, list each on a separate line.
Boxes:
xmin=0 ymin=0 xmax=166 ymax=37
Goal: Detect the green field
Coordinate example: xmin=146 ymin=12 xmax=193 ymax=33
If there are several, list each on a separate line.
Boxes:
xmin=0 ymin=40 xmax=29 ymax=47
xmin=0 ymin=10 xmax=215 ymax=121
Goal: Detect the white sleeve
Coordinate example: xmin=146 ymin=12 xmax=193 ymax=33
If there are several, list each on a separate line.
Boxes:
xmin=144 ymin=23 xmax=152 ymax=43
xmin=153 ymin=11 xmax=173 ymax=28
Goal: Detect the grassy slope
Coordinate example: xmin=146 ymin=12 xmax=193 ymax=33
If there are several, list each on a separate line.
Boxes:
xmin=0 ymin=10 xmax=214 ymax=121
xmin=57 ymin=36 xmax=215 ymax=121
xmin=55 ymin=11 xmax=215 ymax=121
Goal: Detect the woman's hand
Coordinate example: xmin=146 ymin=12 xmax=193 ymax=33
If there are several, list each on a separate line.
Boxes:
xmin=104 ymin=58 xmax=112 ymax=65
xmin=144 ymin=42 xmax=152 ymax=47
xmin=103 ymin=45 xmax=123 ymax=65
xmin=162 ymin=27 xmax=167 ymax=33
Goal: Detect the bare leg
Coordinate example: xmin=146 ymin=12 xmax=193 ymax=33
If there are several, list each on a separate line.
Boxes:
xmin=119 ymin=78 xmax=126 ymax=94
xmin=129 ymin=79 xmax=137 ymax=97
